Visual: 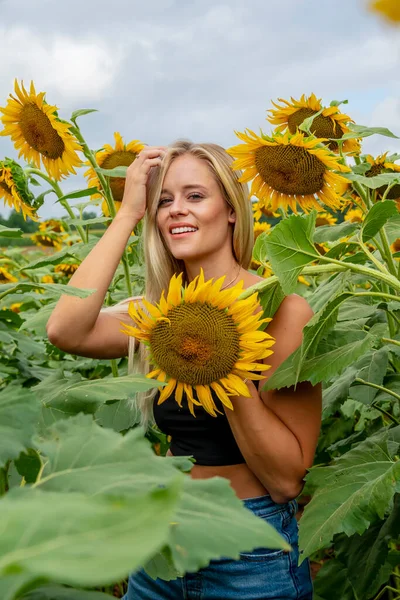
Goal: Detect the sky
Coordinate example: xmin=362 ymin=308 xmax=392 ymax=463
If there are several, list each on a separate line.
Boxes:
xmin=0 ymin=0 xmax=399 ymax=219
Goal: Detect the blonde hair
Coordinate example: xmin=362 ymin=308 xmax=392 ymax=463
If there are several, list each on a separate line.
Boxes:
xmin=104 ymin=140 xmax=253 ymax=428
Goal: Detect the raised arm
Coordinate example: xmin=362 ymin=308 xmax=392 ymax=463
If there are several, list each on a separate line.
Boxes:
xmin=46 ymin=146 xmax=166 ymax=359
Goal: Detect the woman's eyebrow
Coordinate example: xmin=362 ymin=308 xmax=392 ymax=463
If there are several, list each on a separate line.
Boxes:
xmin=161 ymin=184 xmax=208 ymax=194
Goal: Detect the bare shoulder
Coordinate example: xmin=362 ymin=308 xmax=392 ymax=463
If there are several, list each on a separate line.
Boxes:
xmin=275 ymin=294 xmax=314 ymax=326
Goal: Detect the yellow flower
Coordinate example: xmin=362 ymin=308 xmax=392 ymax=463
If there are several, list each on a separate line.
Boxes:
xmin=0 ymin=159 xmax=38 ymax=220
xmin=0 ymin=267 xmax=17 ymax=283
xmin=297 ymin=275 xmax=310 ymax=286
xmin=254 ymin=221 xmax=271 ymax=241
xmin=252 ymin=201 xmax=280 ymax=221
xmin=85 ymin=132 xmax=145 ymax=203
xmin=345 ymin=207 xmax=364 ymax=223
xmin=370 ymin=0 xmax=400 ymax=22
xmin=54 ymin=263 xmax=79 ymax=276
xmin=121 ymin=271 xmax=275 ymax=417
xmin=315 ymin=212 xmax=337 ymax=227
xmin=227 ymin=129 xmax=350 ymax=214
xmin=0 ymin=80 xmax=82 ymax=181
xmin=39 ymin=219 xmax=64 ymax=233
xmin=267 ymin=94 xmax=360 ymax=155
xmin=365 ymin=153 xmax=400 ymax=200
xmin=31 ymin=232 xmax=64 ymax=251
xmin=390 ymin=237 xmax=400 ymax=258
xmin=41 ymin=274 xmax=54 ymax=283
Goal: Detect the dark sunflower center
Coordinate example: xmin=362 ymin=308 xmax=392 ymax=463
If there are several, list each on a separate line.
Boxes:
xmin=150 ymin=302 xmax=240 ymax=385
xmin=0 ymin=181 xmax=12 ymax=196
xmin=19 ymin=103 xmax=65 ymax=159
xmin=366 ymin=163 xmax=400 ymax=200
xmin=36 ymin=235 xmax=58 ymax=247
xmin=288 ymin=108 xmax=343 ymax=151
xmin=255 ymin=145 xmax=326 ymax=196
xmin=101 ymin=151 xmax=138 ymax=202
xmin=392 ymin=238 xmax=400 ymax=253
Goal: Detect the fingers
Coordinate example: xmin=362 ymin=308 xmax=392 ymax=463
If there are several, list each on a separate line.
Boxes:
xmin=136 ymin=146 xmax=167 ymax=162
xmin=141 ymin=156 xmax=163 ymax=173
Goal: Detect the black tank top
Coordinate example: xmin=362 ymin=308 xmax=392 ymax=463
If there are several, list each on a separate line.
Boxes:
xmin=153 ymin=386 xmax=257 ymax=466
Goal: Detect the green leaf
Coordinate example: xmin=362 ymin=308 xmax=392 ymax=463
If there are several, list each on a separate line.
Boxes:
xmin=298 ymin=434 xmax=400 ymax=561
xmin=21 ymin=585 xmax=114 ymax=599
xmin=335 ymin=497 xmax=400 ymax=599
xmin=0 ymin=385 xmax=40 ymax=468
xmin=96 ymin=166 xmax=128 ymax=178
xmin=345 ymin=171 xmax=400 ymax=190
xmin=298 ymin=108 xmax=324 ymax=134
xmin=0 ymin=484 xmax=180 ymax=588
xmin=0 ymin=225 xmax=23 ymax=238
xmin=256 ymin=213 xmax=319 ymax=294
xmin=94 ymin=399 xmax=139 ymax=432
xmin=341 ymin=124 xmax=399 ymax=140
xmin=55 ymin=188 xmax=99 ymax=205
xmin=330 ymin=99 xmax=349 ymax=107
xmin=257 ymin=280 xmax=285 ymax=319
xmin=67 ymin=217 xmax=110 ymax=227
xmin=337 ymin=296 xmax=377 ymax=321
xmin=313 ymin=559 xmax=354 ymax=600
xmin=0 ymin=573 xmax=34 ymax=600
xmin=70 ymin=108 xmax=98 ymax=121
xmin=362 ymin=200 xmax=398 ymax=241
xmin=19 ymin=303 xmax=57 ymax=335
xmin=14 ymin=449 xmax=42 ymax=483
xmin=264 ymin=334 xmax=374 ymax=390
xmin=0 ymin=282 xmax=94 ymax=299
xmin=308 ymin=272 xmax=349 ymax=313
xmin=349 ymin=346 xmax=389 ymax=404
xmin=313 ymin=221 xmax=358 ymax=244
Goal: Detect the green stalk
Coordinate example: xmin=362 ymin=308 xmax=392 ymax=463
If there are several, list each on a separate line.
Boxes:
xmin=355 ymin=378 xmax=400 ymax=403
xmin=25 ymin=168 xmax=87 ymax=243
xmin=318 ymin=254 xmax=400 ymax=293
xmin=382 ymin=337 xmax=400 ymax=348
xmin=71 ymin=124 xmax=133 ymax=296
xmin=379 ymin=226 xmax=398 ymax=278
xmin=352 ymin=291 xmax=400 ymax=303
xmin=357 ymin=237 xmax=391 ymax=275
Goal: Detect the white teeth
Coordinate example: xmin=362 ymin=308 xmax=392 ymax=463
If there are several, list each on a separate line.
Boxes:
xmin=171 ymin=227 xmax=197 ymax=234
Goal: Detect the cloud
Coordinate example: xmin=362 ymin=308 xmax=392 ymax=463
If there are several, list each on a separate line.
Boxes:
xmin=0 ymin=26 xmax=123 ymax=105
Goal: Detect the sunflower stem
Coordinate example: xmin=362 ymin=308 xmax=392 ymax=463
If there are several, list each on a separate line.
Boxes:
xmin=352 ymin=291 xmax=400 ymax=303
xmin=379 ymin=227 xmax=398 ymax=278
xmin=318 ymin=255 xmax=400 ymax=293
xmin=71 ymin=125 xmax=133 ymax=296
xmin=24 ymin=168 xmax=88 ymax=243
xmin=382 ymin=337 xmax=400 ymax=348
xmin=352 ymin=180 xmax=371 ymax=208
xmin=355 ymin=378 xmax=400 ymax=403
xmin=357 ymin=236 xmax=391 ymax=276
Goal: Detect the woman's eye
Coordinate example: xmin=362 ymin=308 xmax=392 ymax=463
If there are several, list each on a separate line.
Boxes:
xmin=158 ymin=198 xmax=172 ymax=207
xmin=188 ymin=193 xmax=203 ymax=200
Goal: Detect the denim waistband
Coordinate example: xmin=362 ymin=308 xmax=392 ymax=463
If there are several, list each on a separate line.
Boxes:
xmin=242 ymin=493 xmax=293 ymax=516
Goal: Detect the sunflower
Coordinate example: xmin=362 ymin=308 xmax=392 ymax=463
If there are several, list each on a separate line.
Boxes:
xmin=365 ymin=153 xmax=400 ymax=200
xmin=254 ymin=221 xmax=271 ymax=241
xmin=54 ymin=263 xmax=79 ymax=276
xmin=252 ymin=201 xmax=280 ymax=221
xmin=121 ymin=271 xmax=275 ymax=417
xmin=39 ymin=219 xmax=64 ymax=233
xmin=345 ymin=207 xmax=364 ymax=223
xmin=0 ymin=80 xmax=82 ymax=181
xmin=31 ymin=231 xmax=64 ymax=251
xmin=227 ymin=129 xmax=350 ymax=214
xmin=85 ymin=132 xmax=145 ymax=203
xmin=0 ymin=159 xmax=38 ymax=220
xmin=315 ymin=212 xmax=337 ymax=227
xmin=41 ymin=274 xmax=54 ymax=284
xmin=390 ymin=238 xmax=400 ymax=258
xmin=267 ymin=94 xmax=360 ymax=154
xmin=370 ymin=0 xmax=400 ymax=22
xmin=0 ymin=267 xmax=17 ymax=283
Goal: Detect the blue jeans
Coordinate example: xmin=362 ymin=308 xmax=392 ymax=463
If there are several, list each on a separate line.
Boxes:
xmin=123 ymin=494 xmax=313 ymax=599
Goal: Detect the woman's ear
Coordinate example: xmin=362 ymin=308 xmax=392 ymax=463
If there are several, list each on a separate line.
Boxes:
xmin=228 ymin=208 xmax=236 ymax=224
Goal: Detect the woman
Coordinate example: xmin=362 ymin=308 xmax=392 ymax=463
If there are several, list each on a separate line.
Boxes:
xmin=47 ymin=141 xmax=321 ymax=599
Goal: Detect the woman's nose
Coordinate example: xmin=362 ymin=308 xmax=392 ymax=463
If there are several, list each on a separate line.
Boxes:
xmin=169 ymin=198 xmax=189 ymax=216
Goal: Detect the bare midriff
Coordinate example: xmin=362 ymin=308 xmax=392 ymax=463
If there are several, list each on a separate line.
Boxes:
xmin=166 ymin=449 xmax=268 ymax=500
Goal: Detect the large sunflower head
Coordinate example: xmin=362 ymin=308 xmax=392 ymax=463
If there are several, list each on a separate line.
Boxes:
xmin=121 ymin=271 xmax=275 ymax=417
xmin=267 ymin=94 xmax=360 ymax=155
xmin=365 ymin=153 xmax=400 ymax=200
xmin=54 ymin=263 xmax=79 ymax=276
xmin=0 ymin=267 xmax=18 ymax=283
xmin=31 ymin=231 xmax=65 ymax=251
xmin=85 ymin=132 xmax=145 ymax=203
xmin=0 ymin=80 xmax=82 ymax=181
xmin=227 ymin=129 xmax=350 ymax=214
xmin=39 ymin=219 xmax=65 ymax=233
xmin=0 ymin=158 xmax=39 ymax=220
xmin=253 ymin=221 xmax=271 ymax=240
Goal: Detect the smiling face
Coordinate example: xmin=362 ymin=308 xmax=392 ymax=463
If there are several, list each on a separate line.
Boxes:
xmin=156 ymin=154 xmax=236 ymax=263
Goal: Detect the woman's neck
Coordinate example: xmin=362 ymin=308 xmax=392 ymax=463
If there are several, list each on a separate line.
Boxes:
xmin=184 ymin=256 xmax=240 ymax=287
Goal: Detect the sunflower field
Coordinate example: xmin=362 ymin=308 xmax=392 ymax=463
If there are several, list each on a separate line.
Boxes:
xmin=0 ymin=78 xmax=399 ymax=600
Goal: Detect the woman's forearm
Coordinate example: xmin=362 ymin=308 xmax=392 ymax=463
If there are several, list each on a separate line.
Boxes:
xmin=46 ymin=210 xmax=138 ymax=345
xmin=224 ymin=388 xmax=306 ymax=504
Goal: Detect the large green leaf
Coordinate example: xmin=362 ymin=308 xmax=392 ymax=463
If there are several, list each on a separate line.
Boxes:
xmin=95 ymin=399 xmax=139 ymax=432
xmin=34 ymin=416 xmax=288 ymax=575
xmin=257 ymin=279 xmax=285 ymax=319
xmin=264 ymin=334 xmax=374 ymax=390
xmin=0 ymin=485 xmax=180 ymax=588
xmin=0 ymin=282 xmax=94 ymax=299
xmin=21 ymin=585 xmax=113 ymax=599
xmin=346 ymin=171 xmax=400 ymax=189
xmin=349 ymin=346 xmax=389 ymax=404
xmin=22 ymin=240 xmax=98 ymax=270
xmin=308 ymin=272 xmax=349 ymax=313
xmin=334 ymin=496 xmax=400 ymax=599
xmin=313 ymin=559 xmax=355 ymax=600
xmin=254 ymin=213 xmax=319 ymax=294
xmin=313 ymin=221 xmax=358 ymax=244
xmin=0 ymin=573 xmax=34 ymax=600
xmin=341 ymin=124 xmax=399 ymax=140
xmin=299 ymin=434 xmax=400 ymax=561
xmin=0 ymin=385 xmax=40 ymax=468
xmin=0 ymin=225 xmax=23 ymax=238
xmin=362 ymin=200 xmax=398 ymax=242
xmin=19 ymin=303 xmax=57 ymax=335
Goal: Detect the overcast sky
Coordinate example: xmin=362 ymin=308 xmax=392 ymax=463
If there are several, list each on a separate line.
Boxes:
xmin=1 ymin=0 xmax=399 ymax=218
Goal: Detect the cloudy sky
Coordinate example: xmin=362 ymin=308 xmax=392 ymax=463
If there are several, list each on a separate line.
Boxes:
xmin=0 ymin=0 xmax=399 ymax=218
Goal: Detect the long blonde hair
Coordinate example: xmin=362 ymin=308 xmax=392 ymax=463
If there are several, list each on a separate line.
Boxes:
xmin=104 ymin=140 xmax=253 ymax=428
